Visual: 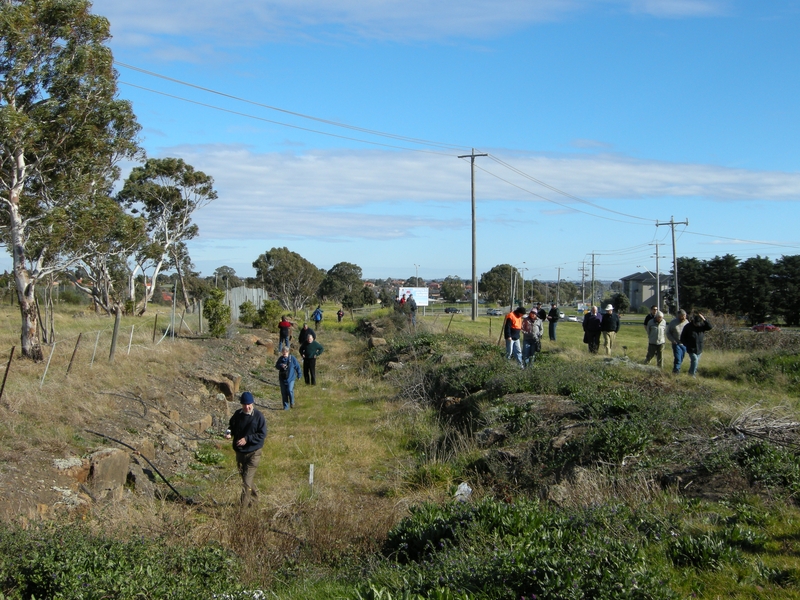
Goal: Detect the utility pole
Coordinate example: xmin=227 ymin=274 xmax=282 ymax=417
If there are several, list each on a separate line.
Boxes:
xmin=649 ymin=242 xmax=662 ymax=311
xmin=580 ymin=261 xmax=588 ymax=307
xmin=458 ymin=149 xmax=488 ymax=321
xmin=591 ymin=253 xmax=597 ymax=306
xmin=656 ymin=217 xmax=689 ymax=312
xmin=556 ymin=267 xmax=562 ymax=305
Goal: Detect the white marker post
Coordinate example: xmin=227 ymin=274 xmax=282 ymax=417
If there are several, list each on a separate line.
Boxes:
xmin=309 ymin=463 xmax=314 ymax=494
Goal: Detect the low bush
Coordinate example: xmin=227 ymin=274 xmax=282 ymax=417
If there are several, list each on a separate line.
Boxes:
xmin=0 ymin=523 xmax=243 ymax=599
xmin=736 ymin=441 xmax=800 ymax=496
xmin=374 ymin=498 xmax=674 ymax=599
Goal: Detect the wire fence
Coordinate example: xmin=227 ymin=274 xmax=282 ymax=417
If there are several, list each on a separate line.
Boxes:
xmin=0 ymin=309 xmax=203 ymax=399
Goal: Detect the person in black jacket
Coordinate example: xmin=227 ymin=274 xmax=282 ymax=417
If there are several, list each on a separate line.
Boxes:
xmin=600 ymin=304 xmax=620 ymax=356
xmin=582 ymin=305 xmax=602 ymax=354
xmin=225 ymin=392 xmax=267 ymax=506
xmin=547 ymin=303 xmax=560 ymax=341
xmin=680 ymin=313 xmax=713 ymax=377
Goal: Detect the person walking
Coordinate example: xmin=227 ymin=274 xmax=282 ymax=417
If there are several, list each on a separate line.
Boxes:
xmin=337 ymin=308 xmax=344 ymax=322
xmin=547 ymin=302 xmax=561 ymax=341
xmin=521 ymin=308 xmax=544 ymax=367
xmin=277 ymin=315 xmax=293 ymax=351
xmin=298 ymin=323 xmax=316 ymax=348
xmin=300 ymin=334 xmax=324 ymax=385
xmin=582 ymin=305 xmax=602 ymax=354
xmin=312 ymin=305 xmax=323 ymax=330
xmin=666 ymin=309 xmax=689 ymax=373
xmin=225 ymin=391 xmax=267 ymax=507
xmin=644 ymin=311 xmax=667 ymax=368
xmin=600 ymin=304 xmax=620 ymax=356
xmin=407 ymin=293 xmax=418 ymax=326
xmin=680 ymin=313 xmax=713 ymax=377
xmin=504 ymin=306 xmax=526 ymax=366
xmin=275 ymin=347 xmax=301 ymax=409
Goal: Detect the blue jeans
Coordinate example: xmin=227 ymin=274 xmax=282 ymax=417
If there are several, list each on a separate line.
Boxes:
xmin=672 ymin=343 xmax=686 ymax=373
xmin=688 ymin=352 xmax=701 ymax=376
xmin=522 ymin=338 xmax=539 ymax=366
xmin=549 ymin=321 xmax=557 ymax=341
xmin=506 ymin=338 xmax=522 ymax=366
xmin=279 ymin=336 xmax=290 ymax=351
xmin=279 ymin=379 xmax=296 ymax=409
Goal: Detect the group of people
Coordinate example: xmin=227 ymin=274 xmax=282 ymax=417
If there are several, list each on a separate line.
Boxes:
xmin=503 ymin=302 xmax=560 ymax=367
xmin=275 ymin=317 xmax=325 ymax=410
xmin=398 ymin=292 xmax=418 ymax=325
xmin=644 ymin=306 xmax=712 ymax=376
xmin=581 ymin=303 xmax=712 ymax=376
xmin=581 ymin=304 xmax=620 ymax=355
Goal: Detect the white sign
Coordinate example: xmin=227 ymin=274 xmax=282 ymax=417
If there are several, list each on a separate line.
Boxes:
xmin=398 ymin=287 xmax=429 ymax=307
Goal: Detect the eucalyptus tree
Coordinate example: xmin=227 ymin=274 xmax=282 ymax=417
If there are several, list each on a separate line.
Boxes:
xmin=0 ymin=0 xmax=141 ymax=359
xmin=117 ymin=158 xmax=217 ymax=315
xmin=441 ymin=276 xmax=465 ymax=303
xmin=253 ymin=247 xmax=323 ymax=314
xmin=67 ymin=196 xmax=147 ymax=314
xmin=318 ymin=261 xmax=362 ymax=303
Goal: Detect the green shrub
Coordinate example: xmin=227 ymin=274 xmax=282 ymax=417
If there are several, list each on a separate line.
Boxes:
xmin=203 ymin=288 xmax=231 ymax=338
xmin=238 ymin=299 xmax=258 ymax=326
xmin=0 ymin=523 xmax=243 ymax=599
xmin=255 ymin=299 xmax=283 ymax=330
xmin=736 ymin=441 xmax=800 ymax=496
xmin=195 ymin=444 xmax=224 ymax=465
xmin=376 ymin=498 xmax=674 ymax=599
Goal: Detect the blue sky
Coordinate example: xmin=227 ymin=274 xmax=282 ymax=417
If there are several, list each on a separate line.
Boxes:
xmin=89 ymin=0 xmax=800 ymax=283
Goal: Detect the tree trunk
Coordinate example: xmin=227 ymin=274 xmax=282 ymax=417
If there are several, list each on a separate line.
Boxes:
xmin=136 ymin=259 xmax=164 ymax=316
xmin=10 ymin=198 xmax=43 ymax=361
xmin=171 ymin=249 xmax=190 ymax=310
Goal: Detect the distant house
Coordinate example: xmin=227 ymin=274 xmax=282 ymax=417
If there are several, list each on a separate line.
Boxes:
xmin=620 ymin=272 xmax=672 ymax=312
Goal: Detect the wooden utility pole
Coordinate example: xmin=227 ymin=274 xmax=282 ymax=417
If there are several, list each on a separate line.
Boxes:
xmin=656 ymin=217 xmax=689 ymax=312
xmin=458 ymin=149 xmax=488 ymax=321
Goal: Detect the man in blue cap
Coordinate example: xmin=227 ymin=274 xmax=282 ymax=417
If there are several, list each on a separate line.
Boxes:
xmin=225 ymin=391 xmax=267 ymax=506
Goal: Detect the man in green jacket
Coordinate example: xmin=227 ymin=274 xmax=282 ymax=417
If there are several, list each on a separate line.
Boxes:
xmin=300 ymin=334 xmax=324 ymax=385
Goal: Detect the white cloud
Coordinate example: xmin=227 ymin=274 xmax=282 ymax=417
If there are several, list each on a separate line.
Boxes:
xmin=153 ymin=145 xmax=800 ymax=242
xmin=94 ymin=0 xmax=730 ymax=50
xmin=627 ymin=0 xmax=726 ymax=18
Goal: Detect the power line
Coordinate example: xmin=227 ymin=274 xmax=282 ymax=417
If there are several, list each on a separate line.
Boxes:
xmin=116 ymin=61 xmax=468 ymax=152
xmin=487 ymin=154 xmax=656 ymax=224
xmin=119 ymin=81 xmax=456 ymax=156
xmin=471 ymin=161 xmax=650 ymax=226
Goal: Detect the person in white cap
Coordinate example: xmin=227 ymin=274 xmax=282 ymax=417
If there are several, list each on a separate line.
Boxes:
xmin=599 ymin=304 xmax=620 ymax=356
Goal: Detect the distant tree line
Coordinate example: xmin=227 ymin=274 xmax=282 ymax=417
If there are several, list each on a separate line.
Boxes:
xmin=669 ymin=254 xmax=800 ymax=326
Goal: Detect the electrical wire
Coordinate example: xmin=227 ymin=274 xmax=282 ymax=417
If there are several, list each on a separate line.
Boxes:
xmin=470 ymin=160 xmax=650 ymax=226
xmin=487 ymin=153 xmax=656 ymax=223
xmin=116 ymin=61 xmax=468 ymax=152
xmin=119 ymin=81 xmax=456 ymax=156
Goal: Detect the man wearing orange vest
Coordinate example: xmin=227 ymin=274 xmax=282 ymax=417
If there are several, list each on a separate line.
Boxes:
xmin=504 ymin=306 xmax=526 ymax=366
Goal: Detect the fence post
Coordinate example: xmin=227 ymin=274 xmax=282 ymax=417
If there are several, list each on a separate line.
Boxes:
xmin=0 ymin=346 xmax=15 ymax=402
xmin=152 ymin=313 xmax=159 ymax=343
xmin=66 ymin=333 xmax=82 ymax=376
xmin=109 ymin=305 xmax=121 ymax=362
xmin=127 ymin=325 xmax=135 ymax=355
xmin=90 ymin=330 xmax=101 ymax=367
xmin=40 ymin=342 xmax=56 ymax=388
